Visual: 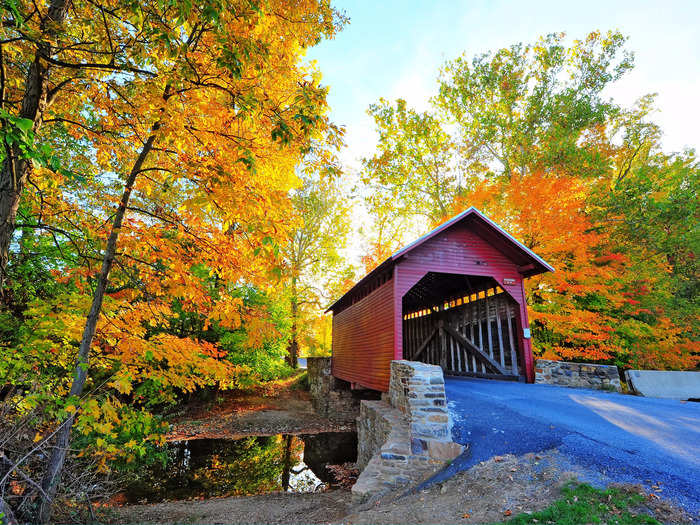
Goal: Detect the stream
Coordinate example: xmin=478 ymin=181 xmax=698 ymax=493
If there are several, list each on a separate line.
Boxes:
xmin=123 ymin=431 xmax=357 ymax=503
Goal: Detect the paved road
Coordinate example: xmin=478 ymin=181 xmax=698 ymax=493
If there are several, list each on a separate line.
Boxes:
xmin=431 ymin=377 xmax=700 ymax=518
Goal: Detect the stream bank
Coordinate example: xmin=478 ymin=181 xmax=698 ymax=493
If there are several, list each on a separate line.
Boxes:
xmin=166 ymin=373 xmax=353 ymax=441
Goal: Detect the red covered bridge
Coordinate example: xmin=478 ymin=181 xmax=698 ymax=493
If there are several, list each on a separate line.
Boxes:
xmin=326 ymin=207 xmax=554 ymax=391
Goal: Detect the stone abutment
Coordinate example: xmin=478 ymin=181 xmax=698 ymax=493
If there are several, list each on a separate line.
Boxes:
xmin=353 ymin=360 xmax=465 ymax=503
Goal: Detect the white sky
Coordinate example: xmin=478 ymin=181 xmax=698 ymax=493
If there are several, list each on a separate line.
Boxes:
xmin=308 ymin=0 xmax=699 ymax=171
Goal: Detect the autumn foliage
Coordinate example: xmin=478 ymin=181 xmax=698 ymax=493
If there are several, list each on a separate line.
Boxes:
xmin=361 ymin=31 xmax=698 ymax=372
xmin=453 ymin=172 xmax=698 ymax=370
xmin=0 ymin=0 xmax=345 ymax=520
xmin=0 ymin=14 xmax=697 ymax=523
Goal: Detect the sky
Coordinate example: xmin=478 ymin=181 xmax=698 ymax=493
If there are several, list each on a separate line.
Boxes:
xmin=306 ymin=0 xmax=700 ymax=171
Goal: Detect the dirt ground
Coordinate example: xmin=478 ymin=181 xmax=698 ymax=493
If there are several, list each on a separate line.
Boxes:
xmin=104 ymin=449 xmax=692 ymax=525
xmin=166 ymin=374 xmax=353 ymax=440
xmin=103 ymin=490 xmax=351 ymax=524
xmin=341 ymin=450 xmax=692 ymax=525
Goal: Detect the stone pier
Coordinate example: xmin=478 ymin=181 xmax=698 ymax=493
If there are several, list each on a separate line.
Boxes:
xmin=307 ymin=356 xmax=370 ymax=424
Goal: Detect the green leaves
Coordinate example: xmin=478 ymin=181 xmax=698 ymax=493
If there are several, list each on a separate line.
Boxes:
xmin=436 ymin=30 xmax=632 ymax=180
xmin=362 ymin=98 xmax=457 ymax=224
xmin=0 ymin=110 xmax=35 ymax=156
xmin=0 ymin=109 xmax=75 ymax=179
xmin=271 ymin=119 xmax=293 ymax=145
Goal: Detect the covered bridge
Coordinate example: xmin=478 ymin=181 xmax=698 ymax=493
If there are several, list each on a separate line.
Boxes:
xmin=326 ymin=207 xmax=554 ymax=391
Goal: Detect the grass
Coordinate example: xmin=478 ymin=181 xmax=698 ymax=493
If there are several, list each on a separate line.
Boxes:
xmin=502 ymin=483 xmax=660 ymax=525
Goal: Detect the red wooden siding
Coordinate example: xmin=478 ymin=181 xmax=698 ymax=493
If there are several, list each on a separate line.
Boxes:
xmin=328 ymin=208 xmax=552 ymax=391
xmin=331 ymin=275 xmax=395 ymax=391
xmin=393 ymin=223 xmax=535 ymax=381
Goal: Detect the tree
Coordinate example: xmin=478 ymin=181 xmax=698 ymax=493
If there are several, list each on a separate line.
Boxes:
xmin=282 ymin=173 xmax=353 ymax=366
xmin=455 ymin=172 xmax=628 ymax=363
xmin=359 ymin=30 xmax=698 ymax=371
xmin=361 ymin=98 xmax=458 ymax=224
xmin=0 ymin=1 xmax=345 ymax=521
xmin=360 ymin=31 xmax=637 ymax=260
xmin=454 ymin=169 xmax=698 ymax=370
xmin=435 ymin=30 xmax=633 ymax=180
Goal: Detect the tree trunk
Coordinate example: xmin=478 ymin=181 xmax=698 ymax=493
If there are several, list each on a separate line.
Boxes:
xmin=36 ymin=132 xmax=157 ymax=523
xmin=286 ymin=277 xmax=298 ymax=368
xmin=280 ymin=435 xmax=293 ymax=491
xmin=0 ymin=0 xmax=71 ymax=297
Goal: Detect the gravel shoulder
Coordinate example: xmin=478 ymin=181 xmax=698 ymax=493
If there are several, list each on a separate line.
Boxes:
xmin=340 ymin=450 xmax=692 ymax=525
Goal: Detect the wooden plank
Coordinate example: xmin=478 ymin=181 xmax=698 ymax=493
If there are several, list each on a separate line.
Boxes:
xmin=427 ymin=314 xmax=432 ymax=362
xmin=412 ymin=326 xmax=438 ymax=361
xmin=443 ymin=324 xmax=506 ymax=375
xmin=404 ymin=316 xmax=409 ymax=356
xmin=447 ymin=316 xmax=456 ymax=372
xmin=469 ymin=301 xmax=477 ymax=373
xmin=411 ymin=316 xmax=417 ymax=357
xmin=456 ymin=308 xmax=464 ymax=372
xmin=506 ymin=302 xmax=518 ymax=375
xmin=494 ymin=295 xmax=506 ymax=369
xmin=477 ymin=300 xmax=486 ymax=373
xmin=424 ymin=313 xmax=430 ymax=363
xmin=433 ymin=317 xmax=438 ymax=365
xmin=485 ymin=291 xmax=494 ymax=361
xmin=413 ymin=315 xmax=418 ymax=354
xmin=425 ymin=312 xmax=437 ymax=364
xmin=454 ymin=331 xmax=462 ymax=372
xmin=416 ymin=315 xmax=429 ymax=355
xmin=459 ymin=303 xmax=467 ymax=372
xmin=439 ymin=321 xmax=447 ymax=369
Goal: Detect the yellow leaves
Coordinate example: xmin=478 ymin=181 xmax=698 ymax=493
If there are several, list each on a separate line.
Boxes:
xmin=209 ymin=296 xmax=244 ymax=330
xmin=109 ymin=374 xmax=134 ymax=395
xmin=7 ymin=0 xmax=340 ymax=458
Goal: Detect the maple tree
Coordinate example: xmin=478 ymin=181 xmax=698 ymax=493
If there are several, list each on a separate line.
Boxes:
xmin=452 ymin=172 xmax=697 ymax=369
xmin=0 ymin=0 xmax=345 ymax=522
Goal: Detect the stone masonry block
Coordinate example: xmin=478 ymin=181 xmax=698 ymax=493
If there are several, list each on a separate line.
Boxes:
xmin=534 ymin=359 xmax=621 ymax=392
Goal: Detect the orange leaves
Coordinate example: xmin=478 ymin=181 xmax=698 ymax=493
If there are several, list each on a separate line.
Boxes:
xmin=457 ymin=171 xmax=634 ymax=364
xmin=455 ymin=168 xmax=699 ymax=369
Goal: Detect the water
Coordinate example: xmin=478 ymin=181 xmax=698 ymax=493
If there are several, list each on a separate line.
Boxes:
xmin=123 ymin=432 xmax=357 ymax=503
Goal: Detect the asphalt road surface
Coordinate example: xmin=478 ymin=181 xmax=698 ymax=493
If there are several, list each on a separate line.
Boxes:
xmin=430 ymin=377 xmax=700 ymax=518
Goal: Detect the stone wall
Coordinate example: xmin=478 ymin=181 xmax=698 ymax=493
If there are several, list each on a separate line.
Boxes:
xmin=535 ymin=359 xmax=621 ymax=391
xmin=306 ymin=357 xmax=366 ymax=424
xmin=353 ymin=399 xmax=452 ymax=504
xmin=356 ymin=400 xmax=395 ymax=470
xmin=352 ymin=360 xmax=464 ymax=503
xmin=388 ymin=360 xmax=452 ymax=445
